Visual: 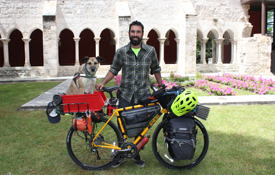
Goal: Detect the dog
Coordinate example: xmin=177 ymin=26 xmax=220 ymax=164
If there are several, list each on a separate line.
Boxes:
xmin=66 ymin=56 xmax=105 ymax=95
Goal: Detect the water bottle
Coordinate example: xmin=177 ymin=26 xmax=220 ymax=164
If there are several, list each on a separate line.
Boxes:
xmin=137 ymin=136 xmax=149 ymax=151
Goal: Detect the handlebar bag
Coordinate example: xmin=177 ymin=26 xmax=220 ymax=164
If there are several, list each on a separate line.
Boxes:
xmin=121 ymin=105 xmax=161 ymax=137
xmin=138 ymin=94 xmax=158 ymax=105
xmin=164 ymin=117 xmax=197 ymax=160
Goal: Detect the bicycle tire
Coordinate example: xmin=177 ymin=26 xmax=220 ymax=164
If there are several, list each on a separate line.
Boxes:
xmin=66 ymin=116 xmax=123 ymax=170
xmin=152 ymin=118 xmax=209 ymax=170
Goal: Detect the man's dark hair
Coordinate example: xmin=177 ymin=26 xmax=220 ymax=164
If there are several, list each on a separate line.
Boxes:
xmin=129 ymin=20 xmax=144 ymax=33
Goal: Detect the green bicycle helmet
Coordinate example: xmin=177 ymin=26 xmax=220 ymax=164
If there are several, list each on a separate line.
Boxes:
xmin=171 ymin=90 xmax=198 ymax=116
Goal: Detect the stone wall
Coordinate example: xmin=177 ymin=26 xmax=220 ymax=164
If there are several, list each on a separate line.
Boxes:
xmin=185 ymin=15 xmax=197 ymax=74
xmin=196 ymin=63 xmax=239 ymax=73
xmin=192 ymin=0 xmax=251 ymax=39
xmin=0 ymin=67 xmax=44 ymax=77
xmin=0 ymin=0 xmax=43 ymax=38
xmin=238 ymin=34 xmax=272 ymax=75
xmin=0 ymin=0 xmax=273 ymax=78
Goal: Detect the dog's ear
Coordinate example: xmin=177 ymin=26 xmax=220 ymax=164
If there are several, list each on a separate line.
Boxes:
xmin=96 ymin=56 xmax=105 ymax=62
xmin=81 ymin=56 xmax=89 ymax=63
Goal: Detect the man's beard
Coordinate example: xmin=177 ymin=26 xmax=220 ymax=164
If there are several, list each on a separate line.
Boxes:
xmin=130 ymin=36 xmax=142 ymax=46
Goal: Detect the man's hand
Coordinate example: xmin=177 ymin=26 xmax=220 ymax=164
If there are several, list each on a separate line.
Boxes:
xmin=96 ymin=82 xmax=105 ymax=91
xmin=95 ymin=71 xmax=115 ymax=91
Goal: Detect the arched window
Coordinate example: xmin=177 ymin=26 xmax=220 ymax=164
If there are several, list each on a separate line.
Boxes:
xmin=222 ymin=31 xmax=232 ymax=64
xmin=79 ymin=29 xmax=95 ymax=61
xmin=30 ymin=29 xmax=43 ymax=66
xmin=147 ymin=29 xmax=160 ymax=62
xmin=59 ymin=29 xmax=75 ymax=66
xmin=9 ymin=29 xmax=25 ymax=67
xmin=164 ymin=30 xmax=177 ymax=64
xmin=99 ymin=29 xmax=115 ymax=65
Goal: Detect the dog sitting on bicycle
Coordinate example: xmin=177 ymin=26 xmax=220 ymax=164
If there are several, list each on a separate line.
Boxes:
xmin=66 ymin=56 xmax=105 ymax=95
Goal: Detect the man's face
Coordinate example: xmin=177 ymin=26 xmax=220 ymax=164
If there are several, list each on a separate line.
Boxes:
xmin=129 ymin=25 xmax=143 ymax=46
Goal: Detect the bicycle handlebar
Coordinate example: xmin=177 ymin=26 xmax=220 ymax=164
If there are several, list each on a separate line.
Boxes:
xmin=100 ymin=85 xmax=184 ymax=100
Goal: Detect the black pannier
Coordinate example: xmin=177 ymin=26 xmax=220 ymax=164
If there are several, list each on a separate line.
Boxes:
xmin=164 ymin=117 xmax=197 ymax=160
xmin=121 ymin=105 xmax=161 ymax=138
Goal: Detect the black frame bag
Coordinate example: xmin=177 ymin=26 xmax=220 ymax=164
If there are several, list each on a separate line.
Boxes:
xmin=121 ymin=105 xmax=161 ymax=138
xmin=164 ymin=117 xmax=197 ymax=160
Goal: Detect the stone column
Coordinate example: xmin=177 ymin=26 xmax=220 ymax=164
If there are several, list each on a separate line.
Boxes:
xmin=174 ymin=38 xmax=179 ymax=64
xmin=0 ymin=38 xmax=10 ymax=67
xmin=22 ymin=38 xmax=31 ymax=67
xmin=118 ymin=17 xmax=131 ymax=48
xmin=212 ymin=40 xmax=216 ymax=63
xmin=43 ymin=15 xmax=58 ymax=77
xmin=158 ymin=38 xmax=166 ymax=66
xmin=200 ymin=38 xmax=208 ymax=64
xmin=214 ymin=38 xmax=224 ymax=64
xmin=142 ymin=37 xmax=149 ymax=44
xmin=74 ymin=37 xmax=80 ymax=65
xmin=229 ymin=39 xmax=237 ymax=64
xmin=94 ymin=37 xmax=101 ymax=57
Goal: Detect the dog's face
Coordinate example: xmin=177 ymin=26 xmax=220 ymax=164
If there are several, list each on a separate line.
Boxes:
xmin=81 ymin=56 xmax=105 ymax=74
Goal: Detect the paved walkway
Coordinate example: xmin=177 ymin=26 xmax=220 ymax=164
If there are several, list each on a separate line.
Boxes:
xmin=15 ymin=74 xmax=275 ymax=111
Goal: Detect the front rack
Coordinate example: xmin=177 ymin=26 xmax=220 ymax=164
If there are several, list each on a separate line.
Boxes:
xmin=61 ymin=92 xmax=107 ymax=113
xmin=62 ymin=103 xmax=89 ymax=113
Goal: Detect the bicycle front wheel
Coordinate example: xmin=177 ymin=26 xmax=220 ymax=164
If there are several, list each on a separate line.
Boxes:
xmin=66 ymin=116 xmax=123 ymax=170
xmin=152 ymin=118 xmax=209 ymax=170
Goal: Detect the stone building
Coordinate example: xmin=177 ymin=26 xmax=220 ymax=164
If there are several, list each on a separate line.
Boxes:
xmin=0 ymin=0 xmax=274 ymax=77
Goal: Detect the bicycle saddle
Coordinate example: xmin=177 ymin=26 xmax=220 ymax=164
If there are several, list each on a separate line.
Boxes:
xmin=102 ymin=86 xmax=119 ymax=93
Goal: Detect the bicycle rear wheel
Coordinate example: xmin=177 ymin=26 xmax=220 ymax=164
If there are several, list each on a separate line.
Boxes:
xmin=152 ymin=118 xmax=209 ymax=170
xmin=66 ymin=116 xmax=123 ymax=170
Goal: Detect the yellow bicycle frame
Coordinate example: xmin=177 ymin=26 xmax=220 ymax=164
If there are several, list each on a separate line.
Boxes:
xmin=91 ymin=102 xmax=168 ymax=151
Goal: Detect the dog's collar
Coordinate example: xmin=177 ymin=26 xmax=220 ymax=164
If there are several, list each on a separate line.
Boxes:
xmin=83 ymin=65 xmax=96 ymax=78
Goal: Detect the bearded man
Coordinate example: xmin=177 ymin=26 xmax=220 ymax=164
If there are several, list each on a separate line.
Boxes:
xmin=96 ymin=20 xmax=162 ymax=168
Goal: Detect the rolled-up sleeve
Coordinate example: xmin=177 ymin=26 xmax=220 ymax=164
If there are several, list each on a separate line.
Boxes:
xmin=150 ymin=48 xmax=161 ymax=75
xmin=109 ymin=51 xmax=122 ymax=76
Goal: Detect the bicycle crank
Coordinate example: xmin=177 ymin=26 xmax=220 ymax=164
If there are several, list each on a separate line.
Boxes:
xmin=119 ymin=142 xmax=138 ymax=158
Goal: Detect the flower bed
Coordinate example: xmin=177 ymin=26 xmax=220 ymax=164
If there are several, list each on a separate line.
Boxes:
xmin=203 ymin=73 xmax=275 ymax=95
xmin=114 ymin=72 xmax=275 ymax=96
xmin=194 ymin=79 xmax=236 ymax=96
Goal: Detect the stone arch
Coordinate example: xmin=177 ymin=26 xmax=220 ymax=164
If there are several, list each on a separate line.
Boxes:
xmin=59 ymin=29 xmax=75 ymax=66
xmin=97 ymin=27 xmax=116 ymax=38
xmin=145 ymin=28 xmax=161 ymax=39
xmin=197 ymin=29 xmax=203 ymax=39
xmin=164 ymin=29 xmax=177 ymax=64
xmin=27 ymin=26 xmax=43 ymax=38
xmin=9 ymin=29 xmax=25 ymax=67
xmin=30 ymin=29 xmax=43 ymax=66
xmin=206 ymin=29 xmax=219 ymax=64
xmin=79 ymin=29 xmax=95 ymax=62
xmin=207 ymin=29 xmax=219 ymax=39
xmin=168 ymin=28 xmax=179 ymax=38
xmin=7 ymin=28 xmax=18 ymax=39
xmin=99 ymin=28 xmax=116 ymax=65
xmin=147 ymin=29 xmax=160 ymax=61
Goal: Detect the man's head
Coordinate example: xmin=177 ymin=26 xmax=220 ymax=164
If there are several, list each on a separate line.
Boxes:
xmin=129 ymin=20 xmax=144 ymax=47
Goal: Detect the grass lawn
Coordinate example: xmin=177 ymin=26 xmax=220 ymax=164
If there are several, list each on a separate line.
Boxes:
xmin=0 ymin=81 xmax=274 ymax=175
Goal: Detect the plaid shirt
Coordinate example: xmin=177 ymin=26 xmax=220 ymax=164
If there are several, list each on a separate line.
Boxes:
xmin=109 ymin=42 xmax=161 ymax=104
